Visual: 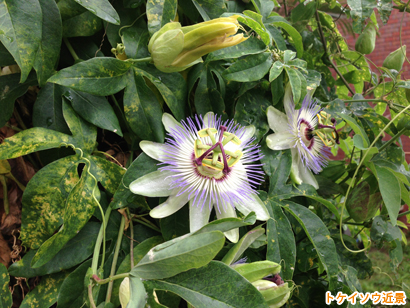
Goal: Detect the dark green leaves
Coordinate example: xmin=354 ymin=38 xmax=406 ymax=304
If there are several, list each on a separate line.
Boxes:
xmin=223 ymin=53 xmax=273 ymax=82
xmin=146 ymin=0 xmax=177 ymax=35
xmin=124 ymin=68 xmax=164 ymax=142
xmin=73 ymin=0 xmax=120 ymax=24
xmin=192 ymin=0 xmax=227 ymax=20
xmin=0 ymin=263 xmax=12 ymax=308
xmin=48 ymin=58 xmax=133 ymax=96
xmin=0 ymin=72 xmax=37 ymax=127
xmin=131 ymin=231 xmax=225 ymax=279
xmin=0 ymin=0 xmax=42 ymax=82
xmin=146 ymin=261 xmax=269 ymax=308
xmin=281 ymin=201 xmax=339 ymax=290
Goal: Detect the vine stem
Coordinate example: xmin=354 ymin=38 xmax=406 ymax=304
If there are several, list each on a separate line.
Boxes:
xmin=377 ymin=127 xmax=408 ymax=152
xmin=339 ymin=103 xmax=410 ymax=253
xmin=127 ymin=208 xmax=135 ymax=268
xmin=93 ymin=272 xmax=130 ymax=285
xmin=92 ymin=206 xmax=112 ymax=273
xmin=63 ymin=38 xmax=80 ymax=62
xmin=398 ymin=210 xmax=410 ymax=218
xmin=105 ymin=214 xmax=126 ymax=303
xmin=314 ymin=10 xmax=355 ymax=95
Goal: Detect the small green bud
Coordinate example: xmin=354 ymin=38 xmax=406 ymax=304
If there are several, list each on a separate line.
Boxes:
xmin=119 ymin=277 xmax=130 ymax=308
xmin=148 ymin=16 xmax=247 ymax=73
xmin=232 ymin=261 xmax=281 ymax=283
xmin=383 ymin=45 xmax=406 ymax=72
xmin=252 ymin=280 xmax=291 ymax=308
xmin=355 ymin=23 xmax=376 ymax=55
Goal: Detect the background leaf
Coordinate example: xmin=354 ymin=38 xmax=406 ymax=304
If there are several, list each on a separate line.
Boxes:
xmin=146 ymin=0 xmax=177 ymax=35
xmin=74 ymin=0 xmax=120 ymax=24
xmin=0 ymin=263 xmax=12 ymax=308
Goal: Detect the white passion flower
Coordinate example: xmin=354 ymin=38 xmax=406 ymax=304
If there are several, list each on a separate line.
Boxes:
xmin=130 ymin=112 xmax=269 ymax=242
xmin=266 ymin=85 xmax=339 ymax=189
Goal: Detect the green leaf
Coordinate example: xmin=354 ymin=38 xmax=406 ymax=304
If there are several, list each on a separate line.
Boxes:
xmin=20 ymin=271 xmax=69 ymax=308
xmin=290 ymin=1 xmax=316 ymax=23
xmin=33 ymin=0 xmax=62 ymax=86
xmin=32 ymin=83 xmax=71 ymax=134
xmin=377 ymin=0 xmax=392 ymax=24
xmin=192 ymin=0 xmax=227 ymax=21
xmin=337 ymin=112 xmax=370 ymax=148
xmin=48 ymin=57 xmax=133 ymax=96
xmin=131 ymin=231 xmax=225 ymax=279
xmin=124 ymin=69 xmax=165 ymax=142
xmin=271 ymin=21 xmax=303 ymax=57
xmin=195 ymin=212 xmax=257 ymax=235
xmin=266 ymin=24 xmax=286 ymax=50
xmin=62 ymin=11 xmax=103 ymax=37
xmin=122 ymin=21 xmax=150 ymax=59
xmin=0 ymin=127 xmax=74 ymax=160
xmin=251 ymin=0 xmax=276 ymax=19
xmin=31 ymin=163 xmax=99 ymax=268
xmin=265 ymin=198 xmax=296 ymax=281
xmin=138 ymin=65 xmax=187 ymax=121
xmin=0 ymin=41 xmax=15 ymax=66
xmin=66 ymin=88 xmax=123 ymax=136
xmin=269 ymin=61 xmax=284 ymax=82
xmin=74 ymin=0 xmax=120 ymax=24
xmin=222 ymin=227 xmax=265 ymax=265
xmin=188 ymin=63 xmax=225 ymax=116
xmin=0 ymin=72 xmax=37 ymax=127
xmin=146 ymin=0 xmax=177 ymax=35
xmin=234 ymin=89 xmax=270 ymax=142
xmin=281 ymin=201 xmax=339 ymax=290
xmin=88 ymin=155 xmax=125 ymax=194
xmin=21 ymin=155 xmax=80 ymax=248
xmin=0 ymin=0 xmax=42 ymax=82
xmin=285 ymin=67 xmax=301 ymax=104
xmin=0 ymin=263 xmax=12 ymax=308
xmin=207 ymin=36 xmax=267 ymax=62
xmin=62 ymin=99 xmax=97 ymax=154
xmin=9 ymin=222 xmax=100 ymax=278
xmin=160 ymin=204 xmax=190 ymax=241
xmin=57 ymin=259 xmax=92 ymax=308
xmin=111 ymin=236 xmax=164 ymax=308
xmin=347 ymin=0 xmax=377 ymax=33
xmin=370 ymin=215 xmax=401 ymax=248
xmin=237 ymin=14 xmax=270 ymax=46
xmin=374 ymin=165 xmax=401 ymax=226
xmin=127 ymin=275 xmax=147 ymax=308
xmin=145 ymin=261 xmax=269 ymax=308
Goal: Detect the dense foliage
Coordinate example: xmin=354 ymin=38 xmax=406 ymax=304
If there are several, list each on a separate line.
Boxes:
xmin=0 ymin=0 xmax=409 ymax=307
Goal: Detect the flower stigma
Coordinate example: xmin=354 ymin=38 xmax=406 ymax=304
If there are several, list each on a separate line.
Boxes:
xmin=194 ymin=125 xmax=243 ymax=178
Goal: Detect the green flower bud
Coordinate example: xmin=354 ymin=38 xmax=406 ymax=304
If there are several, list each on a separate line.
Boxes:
xmin=253 ymin=280 xmax=291 ymax=308
xmin=355 ymin=23 xmax=376 ymax=55
xmin=383 ymin=45 xmax=406 ymax=72
xmin=346 ymin=178 xmax=382 ymax=223
xmin=232 ymin=260 xmax=281 ymax=283
xmin=119 ymin=277 xmax=130 ymax=308
xmin=148 ymin=16 xmax=247 ymax=73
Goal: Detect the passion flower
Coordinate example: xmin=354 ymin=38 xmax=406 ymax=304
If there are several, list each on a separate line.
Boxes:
xmin=266 ymin=85 xmax=339 ymax=189
xmin=130 ymin=112 xmax=269 ymax=242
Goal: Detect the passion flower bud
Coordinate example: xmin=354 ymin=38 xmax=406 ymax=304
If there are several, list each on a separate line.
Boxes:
xmin=252 ymin=279 xmax=291 ymax=308
xmin=232 ymin=260 xmax=281 ymax=283
xmin=148 ymin=16 xmax=247 ymax=73
xmin=355 ymin=23 xmax=376 ymax=55
xmin=119 ymin=277 xmax=130 ymax=308
xmin=383 ymin=45 xmax=406 ymax=72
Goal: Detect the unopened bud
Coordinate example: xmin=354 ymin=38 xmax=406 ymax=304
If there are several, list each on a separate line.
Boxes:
xmin=232 ymin=260 xmax=281 ymax=283
xmin=383 ymin=45 xmax=406 ymax=72
xmin=355 ymin=23 xmax=376 ymax=55
xmin=252 ymin=279 xmax=291 ymax=308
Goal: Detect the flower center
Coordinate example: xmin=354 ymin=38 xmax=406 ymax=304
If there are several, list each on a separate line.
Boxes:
xmin=313 ymin=111 xmax=340 ymax=147
xmin=299 ymin=120 xmax=314 ymax=148
xmin=193 ymin=125 xmax=243 ymax=179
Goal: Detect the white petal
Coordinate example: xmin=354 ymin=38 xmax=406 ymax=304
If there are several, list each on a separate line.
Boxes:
xmin=266 ymin=132 xmax=293 ymax=150
xmin=202 ymin=112 xmax=215 ymax=128
xmin=298 ymin=161 xmax=319 ymax=189
xmin=283 ymin=83 xmax=294 ymax=116
xmin=290 ymin=148 xmax=303 ymax=185
xmin=129 ymin=170 xmax=174 ymax=197
xmin=140 ymin=141 xmax=168 ymax=162
xmin=235 ymin=194 xmax=269 ymax=221
xmin=239 ymin=125 xmax=256 ymax=142
xmin=150 ymin=191 xmax=190 ymax=218
xmin=189 ymin=198 xmax=212 ymax=233
xmin=162 ymin=112 xmax=183 ymax=133
xmin=267 ymin=106 xmax=289 ymax=133
xmin=215 ymin=206 xmax=239 ymax=243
